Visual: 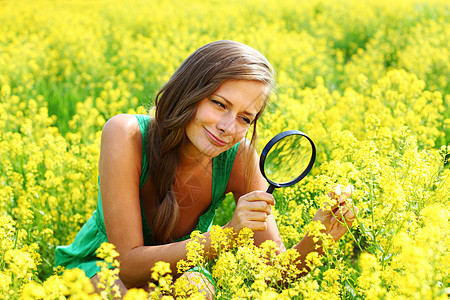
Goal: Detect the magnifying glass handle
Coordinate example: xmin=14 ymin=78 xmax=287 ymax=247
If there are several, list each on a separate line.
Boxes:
xmin=266 ymin=185 xmax=275 ymax=194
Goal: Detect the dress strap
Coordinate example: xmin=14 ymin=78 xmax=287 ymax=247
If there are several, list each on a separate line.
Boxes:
xmin=134 ymin=114 xmax=153 ymax=245
xmin=134 ymin=114 xmax=150 ymax=190
xmin=211 ymin=142 xmax=240 ymax=206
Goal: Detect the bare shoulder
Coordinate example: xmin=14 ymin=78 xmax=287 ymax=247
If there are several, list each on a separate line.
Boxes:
xmin=99 ymin=114 xmax=143 ymax=173
xmin=102 ymin=114 xmax=142 ymax=140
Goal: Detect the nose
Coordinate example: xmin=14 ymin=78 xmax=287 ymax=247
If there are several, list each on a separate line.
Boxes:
xmin=216 ymin=112 xmax=236 ymax=135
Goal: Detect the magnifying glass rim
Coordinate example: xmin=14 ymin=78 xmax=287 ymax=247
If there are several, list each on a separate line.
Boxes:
xmin=259 ymin=130 xmax=316 ymax=189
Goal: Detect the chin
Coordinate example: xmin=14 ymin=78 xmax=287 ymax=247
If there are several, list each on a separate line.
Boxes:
xmin=202 ymin=148 xmax=222 ymax=158
xmin=201 ymin=143 xmax=228 ymax=158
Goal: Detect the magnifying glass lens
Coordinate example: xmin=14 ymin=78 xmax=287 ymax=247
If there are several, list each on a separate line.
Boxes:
xmin=264 ymin=134 xmax=313 ymax=184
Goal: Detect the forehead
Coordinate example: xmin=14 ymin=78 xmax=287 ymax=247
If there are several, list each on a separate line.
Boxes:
xmin=212 ymin=80 xmax=268 ymax=112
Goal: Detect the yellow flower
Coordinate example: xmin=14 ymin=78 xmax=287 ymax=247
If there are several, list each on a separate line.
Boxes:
xmin=123 ymin=288 xmax=149 ymax=300
xmin=20 ymin=281 xmax=46 ymax=299
xmin=151 ymin=261 xmax=171 ymax=281
xmin=96 ymin=242 xmax=120 ymax=267
xmin=149 ymin=261 xmax=173 ymax=298
xmin=212 ymin=252 xmax=237 ymax=286
xmin=95 ymin=243 xmax=121 ymax=298
xmin=60 ymin=268 xmax=96 ymax=297
xmin=0 ymin=272 xmax=12 ymax=294
xmin=274 ymin=249 xmax=301 ymax=282
xmin=210 ymin=225 xmax=233 ymax=254
xmin=305 ymin=252 xmax=323 ymax=270
xmin=0 ymin=214 xmax=15 ymax=251
xmin=4 ymin=249 xmax=36 ymax=279
xmin=260 ymin=290 xmax=281 ymax=300
xmin=177 ymin=230 xmax=205 ymax=273
xmin=357 ymin=253 xmax=385 ymax=299
xmin=234 ymin=227 xmax=254 ymax=248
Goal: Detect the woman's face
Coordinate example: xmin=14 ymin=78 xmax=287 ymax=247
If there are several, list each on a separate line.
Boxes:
xmin=183 ymin=80 xmax=267 ymax=159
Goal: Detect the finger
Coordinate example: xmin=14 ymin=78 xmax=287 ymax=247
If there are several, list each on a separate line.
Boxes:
xmin=339 ymin=195 xmax=357 ymax=212
xmin=336 ymin=202 xmax=355 ymax=222
xmin=243 ymin=220 xmax=268 ymax=231
xmin=325 ymin=198 xmax=339 ymax=210
xmin=239 ymin=199 xmax=273 ymax=215
xmin=246 ymin=211 xmax=269 ymax=222
xmin=330 ymin=215 xmax=337 ymax=224
xmin=333 ymin=207 xmax=348 ymax=223
xmin=343 ymin=209 xmax=355 ymax=220
xmin=240 ymin=191 xmax=275 ymax=206
xmin=329 ymin=199 xmax=340 ymax=211
xmin=258 ymin=202 xmax=272 ymax=215
xmin=338 ymin=198 xmax=350 ymax=209
xmin=323 ymin=197 xmax=339 ymax=211
xmin=336 ymin=195 xmax=346 ymax=205
xmin=326 ymin=191 xmax=342 ymax=210
xmin=236 ymin=207 xmax=268 ymax=221
xmin=343 ymin=210 xmax=356 ymax=227
xmin=340 ymin=199 xmax=358 ymax=216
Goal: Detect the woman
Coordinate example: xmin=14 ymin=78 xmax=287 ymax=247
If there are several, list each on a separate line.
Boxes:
xmin=55 ymin=40 xmax=357 ymax=295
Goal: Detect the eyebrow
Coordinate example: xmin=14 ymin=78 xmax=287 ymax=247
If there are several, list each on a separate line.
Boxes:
xmin=210 ymin=94 xmax=258 ymax=119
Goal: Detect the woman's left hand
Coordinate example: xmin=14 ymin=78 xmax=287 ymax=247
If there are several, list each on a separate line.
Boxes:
xmin=312 ymin=184 xmax=359 ymax=241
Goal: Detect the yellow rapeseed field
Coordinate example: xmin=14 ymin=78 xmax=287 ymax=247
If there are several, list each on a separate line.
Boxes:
xmin=0 ymin=0 xmax=449 ymax=298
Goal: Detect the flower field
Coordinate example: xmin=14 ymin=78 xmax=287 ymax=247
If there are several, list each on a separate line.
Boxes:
xmin=0 ymin=0 xmax=449 ymax=298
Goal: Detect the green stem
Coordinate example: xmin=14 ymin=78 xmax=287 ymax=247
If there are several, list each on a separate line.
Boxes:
xmin=369 ymin=170 xmax=377 ymax=257
xmin=320 ymin=236 xmax=356 ymax=287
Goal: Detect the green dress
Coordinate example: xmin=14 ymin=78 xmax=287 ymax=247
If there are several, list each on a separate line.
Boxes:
xmin=55 ymin=114 xmax=240 ymax=278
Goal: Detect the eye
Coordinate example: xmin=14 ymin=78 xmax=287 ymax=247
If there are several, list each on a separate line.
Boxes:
xmin=211 ymin=99 xmax=226 ymax=109
xmin=240 ymin=116 xmax=252 ymax=125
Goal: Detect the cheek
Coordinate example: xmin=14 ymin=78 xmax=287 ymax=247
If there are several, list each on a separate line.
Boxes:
xmin=235 ymin=126 xmax=250 ymax=141
xmin=184 ymin=118 xmax=198 ymax=139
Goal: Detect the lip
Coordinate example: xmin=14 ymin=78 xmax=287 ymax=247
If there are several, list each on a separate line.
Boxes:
xmin=204 ymin=128 xmax=227 ymax=146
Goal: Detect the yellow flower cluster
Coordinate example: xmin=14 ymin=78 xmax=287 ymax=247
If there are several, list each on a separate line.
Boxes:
xmin=0 ymin=0 xmax=448 ymax=298
xmin=96 ymin=243 xmax=121 ymax=299
xmin=0 ymin=215 xmax=40 ymax=298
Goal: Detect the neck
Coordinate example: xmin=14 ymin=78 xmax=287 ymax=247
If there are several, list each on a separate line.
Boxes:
xmin=177 ymin=145 xmax=212 ymax=169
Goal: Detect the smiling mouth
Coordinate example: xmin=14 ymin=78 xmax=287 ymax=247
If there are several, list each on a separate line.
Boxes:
xmin=204 ymin=128 xmax=227 ymax=146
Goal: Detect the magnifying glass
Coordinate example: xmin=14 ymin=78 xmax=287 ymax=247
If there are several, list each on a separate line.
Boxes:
xmin=259 ymin=130 xmax=316 ymax=194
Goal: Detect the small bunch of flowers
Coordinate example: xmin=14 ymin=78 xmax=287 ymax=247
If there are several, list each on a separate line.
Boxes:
xmin=96 ymin=242 xmax=121 ymax=299
xmin=177 ymin=231 xmax=206 ymax=274
xmin=146 ymin=261 xmax=173 ymax=299
xmin=0 ymin=214 xmax=42 ymax=298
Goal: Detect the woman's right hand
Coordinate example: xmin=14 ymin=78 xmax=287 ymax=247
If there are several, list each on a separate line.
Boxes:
xmin=227 ymin=191 xmax=275 ymax=232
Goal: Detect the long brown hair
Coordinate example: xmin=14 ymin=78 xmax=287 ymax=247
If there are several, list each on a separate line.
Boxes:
xmin=147 ymin=40 xmax=275 ymax=244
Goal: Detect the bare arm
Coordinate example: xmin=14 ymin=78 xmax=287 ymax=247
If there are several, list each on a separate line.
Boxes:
xmin=290 ymin=185 xmax=358 ymax=275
